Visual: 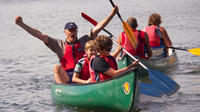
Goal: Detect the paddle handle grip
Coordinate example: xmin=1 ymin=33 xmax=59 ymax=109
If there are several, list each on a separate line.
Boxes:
xmin=81 ymin=12 xmax=148 ymax=70
xmin=109 ymin=0 xmax=123 ymax=22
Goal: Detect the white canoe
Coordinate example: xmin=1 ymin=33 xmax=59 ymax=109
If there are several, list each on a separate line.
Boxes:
xmin=141 ymin=49 xmax=178 ymax=72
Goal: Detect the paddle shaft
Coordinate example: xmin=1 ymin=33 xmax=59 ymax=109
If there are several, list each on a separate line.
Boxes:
xmin=169 ymin=47 xmax=200 ymax=56
xmin=81 ymin=12 xmax=113 ymax=37
xmin=81 ymin=12 xmax=148 ymax=70
xmin=109 ymin=0 xmax=123 ymax=22
xmin=108 ymin=0 xmax=148 ymax=68
xmin=111 ymin=40 xmax=148 ymax=69
xmin=169 ymin=47 xmax=187 ymax=51
xmin=109 ymin=0 xmax=138 ymax=49
xmin=81 ymin=12 xmax=180 ymax=96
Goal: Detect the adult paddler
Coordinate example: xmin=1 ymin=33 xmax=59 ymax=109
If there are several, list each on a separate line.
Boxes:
xmin=144 ymin=13 xmax=172 ymax=57
xmin=116 ymin=17 xmax=152 ymax=59
xmin=15 ymin=6 xmax=119 ymax=84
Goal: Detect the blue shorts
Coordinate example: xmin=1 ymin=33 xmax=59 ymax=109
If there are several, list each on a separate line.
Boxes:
xmin=65 ymin=70 xmax=74 ymax=83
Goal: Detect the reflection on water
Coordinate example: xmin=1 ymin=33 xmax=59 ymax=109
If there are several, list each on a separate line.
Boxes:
xmin=186 ymin=65 xmax=200 ymax=74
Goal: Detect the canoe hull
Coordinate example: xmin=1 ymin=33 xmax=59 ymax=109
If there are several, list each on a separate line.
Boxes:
xmin=51 ymin=70 xmax=138 ymax=112
xmin=124 ymin=49 xmax=178 ymax=73
xmin=141 ymin=49 xmax=178 ymax=72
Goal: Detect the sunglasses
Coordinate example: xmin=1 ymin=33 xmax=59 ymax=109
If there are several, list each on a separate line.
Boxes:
xmin=105 ymin=47 xmax=112 ymax=51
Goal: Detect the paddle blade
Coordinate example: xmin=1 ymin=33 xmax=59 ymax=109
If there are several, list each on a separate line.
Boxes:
xmin=188 ymin=48 xmax=200 ymax=56
xmin=122 ymin=22 xmax=138 ymax=49
xmin=139 ymin=83 xmax=164 ymax=98
xmin=81 ymin=12 xmax=98 ymax=26
xmin=148 ymin=69 xmax=180 ymax=96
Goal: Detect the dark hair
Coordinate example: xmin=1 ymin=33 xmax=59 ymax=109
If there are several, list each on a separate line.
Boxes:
xmin=148 ymin=13 xmax=161 ymax=26
xmin=95 ymin=35 xmax=113 ymax=51
xmin=126 ymin=17 xmax=138 ymax=29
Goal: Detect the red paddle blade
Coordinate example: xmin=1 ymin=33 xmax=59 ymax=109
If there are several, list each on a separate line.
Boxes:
xmin=81 ymin=12 xmax=98 ymax=26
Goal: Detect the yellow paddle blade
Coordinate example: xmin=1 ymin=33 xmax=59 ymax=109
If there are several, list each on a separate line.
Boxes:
xmin=122 ymin=22 xmax=138 ymax=49
xmin=188 ymin=48 xmax=200 ymax=56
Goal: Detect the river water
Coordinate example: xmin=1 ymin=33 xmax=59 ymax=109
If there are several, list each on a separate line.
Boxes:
xmin=0 ymin=0 xmax=200 ymax=112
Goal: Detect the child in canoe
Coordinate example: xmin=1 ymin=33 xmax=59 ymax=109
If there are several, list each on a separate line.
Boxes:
xmin=72 ymin=40 xmax=97 ymax=84
xmin=72 ymin=39 xmax=123 ymax=84
xmin=90 ymin=35 xmax=139 ymax=82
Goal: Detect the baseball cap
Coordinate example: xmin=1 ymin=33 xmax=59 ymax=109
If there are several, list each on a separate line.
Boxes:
xmin=64 ymin=22 xmax=78 ymax=30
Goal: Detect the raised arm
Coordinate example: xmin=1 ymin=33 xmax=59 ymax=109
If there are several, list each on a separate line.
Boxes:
xmin=111 ymin=45 xmax=122 ymax=58
xmin=91 ymin=6 xmax=118 ymax=38
xmin=15 ymin=16 xmax=49 ymax=44
xmin=111 ymin=33 xmax=123 ymax=58
xmin=112 ymin=35 xmax=123 ymax=58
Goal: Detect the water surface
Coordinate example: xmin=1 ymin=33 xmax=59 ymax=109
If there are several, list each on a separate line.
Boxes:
xmin=0 ymin=0 xmax=200 ymax=112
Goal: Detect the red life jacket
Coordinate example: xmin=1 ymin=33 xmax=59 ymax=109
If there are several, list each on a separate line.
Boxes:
xmin=121 ymin=29 xmax=146 ymax=58
xmin=60 ymin=42 xmax=85 ymax=71
xmin=89 ymin=55 xmax=118 ymax=82
xmin=77 ymin=56 xmax=90 ymax=80
xmin=144 ymin=25 xmax=161 ymax=47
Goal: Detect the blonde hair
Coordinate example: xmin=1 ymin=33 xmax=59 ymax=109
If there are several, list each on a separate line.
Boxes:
xmin=148 ymin=13 xmax=162 ymax=26
xmin=85 ymin=40 xmax=97 ymax=50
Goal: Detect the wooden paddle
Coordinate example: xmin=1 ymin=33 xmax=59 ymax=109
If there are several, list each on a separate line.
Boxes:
xmin=108 ymin=0 xmax=138 ymax=49
xmin=81 ymin=12 xmax=180 ymax=97
xmin=169 ymin=47 xmax=200 ymax=56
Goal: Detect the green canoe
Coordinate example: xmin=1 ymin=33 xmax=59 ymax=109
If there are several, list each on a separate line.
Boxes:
xmin=51 ymin=57 xmax=139 ymax=112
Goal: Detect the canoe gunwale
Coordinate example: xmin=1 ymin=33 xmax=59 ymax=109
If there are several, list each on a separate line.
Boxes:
xmin=128 ymin=69 xmax=138 ymax=112
xmin=140 ymin=50 xmax=178 ymax=72
xmin=148 ymin=49 xmax=177 ymax=60
xmin=53 ymin=68 xmax=137 ymax=86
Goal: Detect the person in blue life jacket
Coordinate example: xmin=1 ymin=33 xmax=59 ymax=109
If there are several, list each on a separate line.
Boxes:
xmin=15 ymin=6 xmax=119 ymax=84
xmin=143 ymin=13 xmax=172 ymax=57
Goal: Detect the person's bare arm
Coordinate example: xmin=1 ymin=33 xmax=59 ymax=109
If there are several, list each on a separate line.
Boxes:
xmin=15 ymin=16 xmax=49 ymax=44
xmin=111 ymin=45 xmax=122 ymax=58
xmin=144 ymin=33 xmax=152 ymax=58
xmin=91 ymin=6 xmax=118 ymax=38
xmin=160 ymin=27 xmax=172 ymax=47
xmin=111 ymin=34 xmax=123 ymax=58
xmin=72 ymin=72 xmax=91 ymax=84
xmin=117 ymin=34 xmax=122 ymax=45
xmin=104 ymin=59 xmax=139 ymax=77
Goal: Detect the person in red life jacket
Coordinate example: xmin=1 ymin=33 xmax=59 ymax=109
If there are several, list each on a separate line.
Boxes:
xmin=143 ymin=13 xmax=172 ymax=56
xmin=72 ymin=40 xmax=97 ymax=84
xmin=116 ymin=17 xmax=152 ymax=59
xmin=15 ymin=5 xmax=119 ymax=84
xmin=89 ymin=35 xmax=139 ymax=82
